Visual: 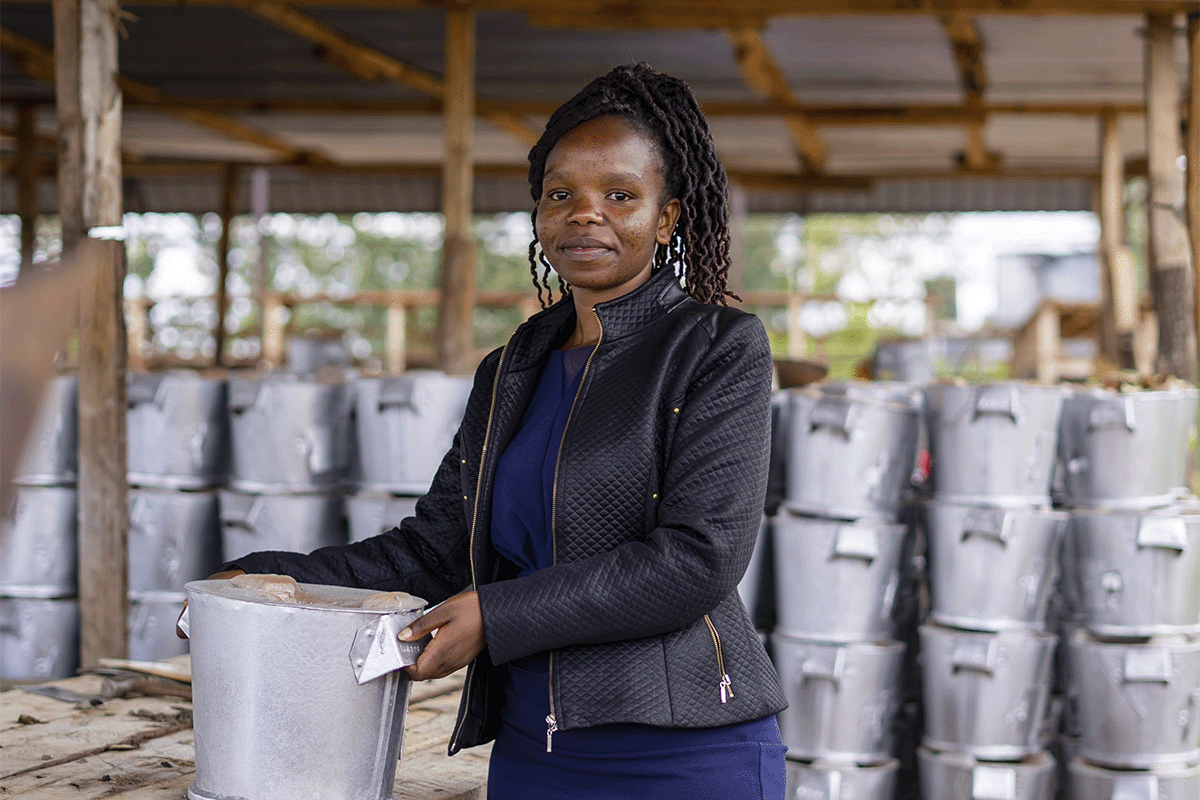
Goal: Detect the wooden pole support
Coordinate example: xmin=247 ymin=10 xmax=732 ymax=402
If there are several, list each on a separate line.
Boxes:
xmin=261 ymin=294 xmax=287 ymax=368
xmin=1145 ymin=12 xmax=1198 ymax=381
xmin=386 ymin=300 xmax=407 ymax=375
xmin=77 ymin=237 xmax=130 ymax=667
xmin=53 ymin=0 xmax=128 ymax=666
xmin=214 ymin=164 xmax=238 ymax=367
xmin=1187 ymin=11 xmax=1200 ymax=361
xmin=1098 ymin=110 xmax=1130 ymax=367
xmin=436 ymin=9 xmax=478 ymax=375
xmin=787 ymin=293 xmax=805 ymax=359
xmin=15 ymin=103 xmax=38 ymax=271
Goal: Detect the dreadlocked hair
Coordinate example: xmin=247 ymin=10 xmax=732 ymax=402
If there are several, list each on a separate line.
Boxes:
xmin=526 ymin=62 xmax=735 ymax=308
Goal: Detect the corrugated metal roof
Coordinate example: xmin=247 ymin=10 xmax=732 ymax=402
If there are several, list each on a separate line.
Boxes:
xmin=2 ymin=170 xmax=1093 ymax=216
xmin=0 ymin=5 xmax=1182 ymax=213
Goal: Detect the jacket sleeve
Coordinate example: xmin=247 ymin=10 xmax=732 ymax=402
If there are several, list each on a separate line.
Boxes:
xmin=225 ymin=354 xmax=499 ymax=606
xmin=477 ymin=312 xmax=772 ymax=664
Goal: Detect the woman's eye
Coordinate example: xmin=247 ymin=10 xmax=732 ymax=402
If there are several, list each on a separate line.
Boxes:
xmin=609 ymin=191 xmax=632 ymax=201
xmin=546 ymin=190 xmax=569 ymax=201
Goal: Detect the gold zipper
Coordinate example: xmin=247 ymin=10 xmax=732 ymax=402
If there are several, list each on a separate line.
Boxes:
xmin=703 ymin=614 xmax=735 ymax=704
xmin=449 ymin=336 xmax=511 ymax=752
xmin=545 ymin=309 xmax=604 ymax=753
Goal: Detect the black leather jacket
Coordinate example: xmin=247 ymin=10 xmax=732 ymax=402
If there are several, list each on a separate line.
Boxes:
xmin=230 ymin=267 xmax=788 ymax=753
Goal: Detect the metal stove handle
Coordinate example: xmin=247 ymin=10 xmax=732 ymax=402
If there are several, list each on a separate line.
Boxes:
xmin=951 ymin=638 xmax=998 ymax=675
xmin=1086 ymin=395 xmax=1136 ymax=433
xmin=350 ymin=612 xmax=429 ymax=685
xmin=809 ymin=396 xmax=857 ymax=437
xmin=973 ymin=385 xmax=1020 ymax=423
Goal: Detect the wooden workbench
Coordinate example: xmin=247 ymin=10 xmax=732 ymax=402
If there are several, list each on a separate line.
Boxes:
xmin=0 ymin=659 xmax=490 ymax=799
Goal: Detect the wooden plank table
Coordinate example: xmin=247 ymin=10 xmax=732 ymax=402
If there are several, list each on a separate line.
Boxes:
xmin=0 ymin=659 xmax=489 ymax=799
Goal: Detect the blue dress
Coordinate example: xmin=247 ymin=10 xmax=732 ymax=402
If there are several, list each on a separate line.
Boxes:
xmin=487 ymin=347 xmax=786 ymax=799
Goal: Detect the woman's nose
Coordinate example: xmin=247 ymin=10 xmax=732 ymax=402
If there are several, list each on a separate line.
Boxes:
xmin=566 ymin=194 xmax=603 ymax=224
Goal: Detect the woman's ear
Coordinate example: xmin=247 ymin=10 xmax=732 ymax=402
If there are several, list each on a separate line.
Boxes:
xmin=656 ymin=198 xmax=682 ymax=245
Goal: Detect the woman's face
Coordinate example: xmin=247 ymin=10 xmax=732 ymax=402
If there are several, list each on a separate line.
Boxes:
xmin=535 ymin=116 xmax=681 ymax=305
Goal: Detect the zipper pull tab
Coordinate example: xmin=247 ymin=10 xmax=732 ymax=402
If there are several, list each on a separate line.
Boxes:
xmin=720 ymin=673 xmax=735 ymax=704
xmin=545 ymin=714 xmax=558 ymax=753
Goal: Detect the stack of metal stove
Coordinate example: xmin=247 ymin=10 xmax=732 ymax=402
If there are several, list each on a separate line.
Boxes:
xmin=125 ymin=371 xmax=227 ymax=661
xmin=919 ymin=382 xmax=1070 ymax=800
xmin=1054 ymin=384 xmax=1200 ymax=800
xmin=775 ymin=380 xmax=924 ymax=800
xmin=346 ymin=372 xmax=472 ymax=545
xmin=220 ymin=374 xmax=354 ymax=565
xmin=1 ymin=376 xmax=81 ymax=680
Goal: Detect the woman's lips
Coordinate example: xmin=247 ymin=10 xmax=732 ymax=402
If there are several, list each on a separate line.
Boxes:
xmin=560 ymin=238 xmax=612 ymax=260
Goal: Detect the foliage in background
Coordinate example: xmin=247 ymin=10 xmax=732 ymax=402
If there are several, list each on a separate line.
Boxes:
xmin=3 ymin=210 xmax=951 ymax=374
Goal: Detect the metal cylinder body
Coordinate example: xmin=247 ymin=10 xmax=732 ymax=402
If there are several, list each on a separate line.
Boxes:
xmin=919 ymin=624 xmax=1058 ymax=760
xmin=0 ymin=586 xmax=79 ymax=681
xmin=219 ymin=490 xmax=346 ymax=564
xmin=13 ymin=374 xmax=78 ymax=486
xmin=772 ymin=513 xmax=908 ymax=641
xmin=128 ymin=486 xmax=221 ymax=593
xmin=346 ymin=491 xmax=419 ymax=544
xmin=785 ymin=757 xmax=899 ymax=800
xmin=227 ymin=376 xmax=354 ymax=492
xmin=923 ymin=383 xmax=1066 ymax=506
xmin=128 ymin=590 xmax=190 ymax=661
xmin=1064 ymin=508 xmax=1200 ymax=637
xmin=0 ymin=484 xmax=78 ymax=591
xmin=1066 ymin=757 xmax=1200 ymax=800
xmin=1069 ymin=631 xmax=1200 ymax=768
xmin=127 ymin=372 xmax=229 ymax=489
xmin=773 ymin=633 xmax=906 ymax=762
xmin=1057 ymin=387 xmax=1199 ymax=509
xmin=185 ymin=579 xmax=424 ymax=800
xmin=925 ymin=502 xmax=1066 ymax=632
xmin=917 ymin=747 xmax=1057 ymax=800
xmin=785 ymin=381 xmax=921 ymax=520
xmin=354 ymin=373 xmax=472 ymax=494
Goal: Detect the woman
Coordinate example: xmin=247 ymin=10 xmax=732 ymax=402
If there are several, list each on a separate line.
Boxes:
xmin=222 ymin=63 xmax=787 ymax=799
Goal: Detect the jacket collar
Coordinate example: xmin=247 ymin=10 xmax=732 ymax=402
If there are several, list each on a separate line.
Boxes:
xmin=506 ymin=267 xmax=688 ymax=371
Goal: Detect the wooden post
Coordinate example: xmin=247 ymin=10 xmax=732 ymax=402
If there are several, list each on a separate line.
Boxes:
xmin=125 ymin=296 xmax=148 ymax=371
xmin=214 ymin=164 xmax=238 ymax=367
xmin=787 ymin=293 xmax=805 ymax=359
xmin=54 ymin=0 xmax=127 ymax=667
xmin=262 ymin=294 xmax=287 ymax=368
xmin=1187 ymin=11 xmax=1200 ymax=358
xmin=1145 ymin=12 xmax=1198 ymax=381
xmin=15 ymin=103 xmax=39 ymax=271
xmin=1098 ymin=110 xmax=1136 ymax=368
xmin=436 ymin=8 xmax=478 ymax=375
xmin=386 ymin=299 xmax=407 ymax=375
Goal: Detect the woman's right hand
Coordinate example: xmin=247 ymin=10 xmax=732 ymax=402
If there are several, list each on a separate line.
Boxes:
xmin=175 ymin=568 xmax=247 ymax=639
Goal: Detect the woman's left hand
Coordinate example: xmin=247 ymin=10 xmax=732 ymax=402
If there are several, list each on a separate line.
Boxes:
xmin=400 ymin=590 xmax=486 ymax=681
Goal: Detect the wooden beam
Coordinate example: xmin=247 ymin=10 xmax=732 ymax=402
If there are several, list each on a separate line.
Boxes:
xmin=1098 ymin=110 xmax=1136 ymax=368
xmin=93 ymin=95 xmax=1150 ymax=123
xmin=1145 ymin=12 xmax=1197 ymax=381
xmin=1188 ymin=11 xmax=1199 ymax=363
xmin=725 ymin=27 xmax=826 ymax=173
xmin=941 ymin=13 xmax=1002 ymax=172
xmin=15 ymin=104 xmax=39 ymax=271
xmin=214 ymin=164 xmax=238 ymax=367
xmin=11 ymin=0 xmax=1200 ymax=17
xmin=519 ymin=1 xmax=1200 ymax=27
xmin=52 ymin=0 xmax=129 ymax=667
xmin=437 ymin=9 xmax=477 ymax=375
xmin=242 ymin=1 xmax=540 ymax=147
xmin=0 ymin=25 xmax=330 ymax=164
